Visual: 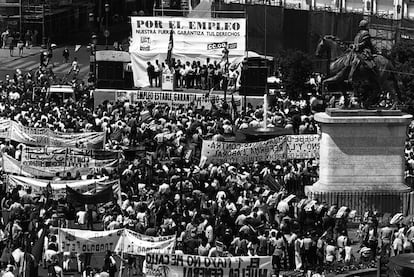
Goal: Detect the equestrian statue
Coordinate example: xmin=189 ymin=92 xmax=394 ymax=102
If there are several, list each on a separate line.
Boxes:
xmin=315 ymin=19 xmax=400 ymax=109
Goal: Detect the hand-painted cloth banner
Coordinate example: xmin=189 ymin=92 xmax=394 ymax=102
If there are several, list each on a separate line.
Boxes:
xmin=3 ymin=153 xmax=117 ymax=178
xmin=7 ymin=175 xmax=108 ymax=195
xmin=114 ymin=229 xmax=175 ymax=256
xmin=201 ymin=137 xmax=286 ymax=164
xmin=0 ymin=120 xmax=105 ymax=148
xmin=201 ymin=134 xmax=320 ymax=164
xmin=66 ymin=185 xmax=114 ymax=205
xmin=144 ymin=253 xmax=272 ymax=277
xmin=286 ymin=134 xmax=320 ymax=159
xmin=58 ymin=228 xmax=175 ymax=255
xmin=21 ymin=146 xmax=118 ymax=173
xmin=7 ymin=175 xmax=122 ymax=205
xmin=3 ymin=154 xmax=56 ymax=178
xmin=58 ymin=228 xmax=123 ymax=253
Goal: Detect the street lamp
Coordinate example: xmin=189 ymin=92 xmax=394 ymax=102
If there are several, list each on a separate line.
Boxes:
xmin=104 ymin=3 xmax=110 ymax=49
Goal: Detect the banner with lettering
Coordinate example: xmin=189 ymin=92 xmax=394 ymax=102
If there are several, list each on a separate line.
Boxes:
xmin=201 ymin=134 xmax=320 ymax=164
xmin=21 ymin=146 xmax=118 ymax=172
xmin=3 ymin=154 xmax=56 ymax=178
xmin=129 ymin=16 xmax=246 ymax=87
xmin=7 ymin=175 xmax=107 ymax=195
xmin=58 ymin=228 xmax=175 ymax=255
xmin=145 ymin=253 xmax=272 ymax=277
xmin=114 ymin=229 xmax=175 ymax=256
xmin=3 ymin=153 xmax=117 ymax=178
xmin=0 ymin=120 xmax=105 ymax=148
xmin=287 ymin=134 xmax=320 ymax=159
xmin=58 ymin=228 xmax=123 ymax=253
xmin=115 ymin=90 xmax=242 ymax=109
xmin=10 ymin=121 xmax=105 ymax=148
xmin=200 ymin=137 xmax=286 ymax=164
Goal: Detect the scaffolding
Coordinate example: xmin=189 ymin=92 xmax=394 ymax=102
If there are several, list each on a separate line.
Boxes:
xmin=21 ymin=0 xmax=51 ymax=46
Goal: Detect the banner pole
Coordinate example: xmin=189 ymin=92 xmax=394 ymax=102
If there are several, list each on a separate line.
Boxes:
xmin=119 ymin=234 xmax=124 ymax=277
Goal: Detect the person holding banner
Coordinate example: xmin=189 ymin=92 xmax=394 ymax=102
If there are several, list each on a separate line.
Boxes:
xmin=103 ymin=251 xmax=117 ymax=277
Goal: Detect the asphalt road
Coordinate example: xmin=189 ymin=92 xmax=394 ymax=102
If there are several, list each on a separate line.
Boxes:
xmin=0 ymin=45 xmax=92 ymax=81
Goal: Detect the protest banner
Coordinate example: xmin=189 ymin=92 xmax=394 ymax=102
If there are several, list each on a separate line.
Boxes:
xmin=21 ymin=146 xmax=118 ymax=171
xmin=57 ymin=228 xmax=175 ymax=255
xmin=0 ymin=118 xmax=10 ymax=138
xmin=66 ymin=185 xmax=114 ymax=205
xmin=114 ymin=229 xmax=175 ymax=256
xmin=201 ymin=137 xmax=286 ymax=164
xmin=145 ymin=253 xmax=272 ymax=277
xmin=2 ymin=154 xmax=56 ymax=178
xmin=7 ymin=175 xmax=111 ymax=198
xmin=129 ymin=17 xmax=246 ymax=87
xmin=286 ymin=134 xmax=320 ymax=159
xmin=0 ymin=120 xmax=105 ymax=148
xmin=58 ymin=228 xmax=122 ymax=253
xmin=115 ymin=90 xmax=242 ymax=110
xmin=9 ymin=121 xmax=105 ymax=148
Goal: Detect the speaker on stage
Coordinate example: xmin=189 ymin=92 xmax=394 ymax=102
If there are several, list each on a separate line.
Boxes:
xmin=239 ymin=66 xmax=268 ymax=96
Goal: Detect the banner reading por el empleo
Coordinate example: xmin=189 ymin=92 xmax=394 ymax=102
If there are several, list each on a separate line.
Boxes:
xmin=145 ymin=253 xmax=272 ymax=277
xmin=129 ymin=16 xmax=246 ymax=87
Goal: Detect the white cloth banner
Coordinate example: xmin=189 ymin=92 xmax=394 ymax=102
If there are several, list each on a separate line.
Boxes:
xmin=58 ymin=228 xmax=123 ymax=253
xmin=3 ymin=153 xmax=56 ymax=178
xmin=114 ymin=229 xmax=175 ymax=256
xmin=115 ymin=90 xmax=242 ymax=109
xmin=129 ymin=16 xmax=246 ymax=87
xmin=0 ymin=120 xmax=105 ymax=148
xmin=58 ymin=228 xmax=175 ymax=255
xmin=7 ymin=175 xmax=108 ymax=195
xmin=201 ymin=137 xmax=286 ymax=164
xmin=145 ymin=253 xmax=272 ymax=277
xmin=286 ymin=134 xmax=320 ymax=159
xmin=21 ymin=146 xmax=117 ymax=174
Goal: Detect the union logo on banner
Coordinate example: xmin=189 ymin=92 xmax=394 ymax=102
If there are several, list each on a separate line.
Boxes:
xmin=140 ymin=37 xmax=150 ymax=51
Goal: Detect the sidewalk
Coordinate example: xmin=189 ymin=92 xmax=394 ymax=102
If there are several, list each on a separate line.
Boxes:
xmin=0 ymin=46 xmax=44 ymax=62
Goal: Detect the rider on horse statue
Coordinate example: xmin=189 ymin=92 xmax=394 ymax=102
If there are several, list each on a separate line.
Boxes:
xmin=348 ymin=19 xmax=377 ymax=83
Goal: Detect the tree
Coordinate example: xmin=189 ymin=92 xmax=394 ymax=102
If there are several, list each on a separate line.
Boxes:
xmin=390 ymin=40 xmax=414 ymax=113
xmin=276 ymin=50 xmax=313 ymax=100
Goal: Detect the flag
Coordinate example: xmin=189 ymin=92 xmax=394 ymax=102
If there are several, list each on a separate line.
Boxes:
xmin=31 ymin=227 xmax=47 ymax=263
xmin=263 ymin=174 xmax=281 ymax=192
xmin=139 ymin=110 xmax=153 ymax=124
xmin=75 ymin=45 xmax=82 ymax=52
xmin=166 ymin=29 xmax=174 ymax=66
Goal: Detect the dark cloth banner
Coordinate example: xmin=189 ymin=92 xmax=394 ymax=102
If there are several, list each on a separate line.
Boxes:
xmin=66 ymin=185 xmax=114 ymax=205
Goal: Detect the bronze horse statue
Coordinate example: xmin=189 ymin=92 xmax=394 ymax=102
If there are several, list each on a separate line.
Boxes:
xmin=315 ymin=35 xmax=400 ymax=108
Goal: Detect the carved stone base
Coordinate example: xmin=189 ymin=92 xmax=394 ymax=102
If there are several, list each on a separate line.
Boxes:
xmin=307 ymin=109 xmax=412 ymax=193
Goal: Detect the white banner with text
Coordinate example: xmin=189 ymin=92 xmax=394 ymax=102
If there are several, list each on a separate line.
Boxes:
xmin=129 ymin=16 xmax=246 ymax=87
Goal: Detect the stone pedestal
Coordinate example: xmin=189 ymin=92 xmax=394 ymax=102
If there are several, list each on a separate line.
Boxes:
xmin=308 ymin=109 xmax=413 ymax=193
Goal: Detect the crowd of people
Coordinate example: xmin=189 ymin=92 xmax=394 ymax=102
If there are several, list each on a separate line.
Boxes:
xmin=147 ymin=58 xmax=238 ymax=91
xmin=0 ymin=48 xmax=412 ymax=277
xmin=1 ymin=29 xmax=40 ymax=57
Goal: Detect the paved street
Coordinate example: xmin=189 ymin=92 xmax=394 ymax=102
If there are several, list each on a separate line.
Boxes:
xmin=0 ymin=45 xmax=91 ymax=80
